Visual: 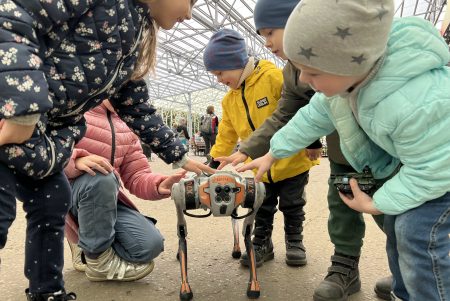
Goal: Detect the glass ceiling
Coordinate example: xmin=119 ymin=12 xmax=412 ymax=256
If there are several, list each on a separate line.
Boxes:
xmin=147 ymin=0 xmax=448 ymax=117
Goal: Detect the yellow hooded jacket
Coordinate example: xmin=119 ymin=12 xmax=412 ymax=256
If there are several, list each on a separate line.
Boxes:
xmin=210 ymin=60 xmax=319 ymax=183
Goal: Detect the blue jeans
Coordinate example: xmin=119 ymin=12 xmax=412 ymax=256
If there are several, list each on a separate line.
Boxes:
xmin=70 ymin=173 xmax=164 ymax=263
xmin=384 ymin=193 xmax=450 ymax=301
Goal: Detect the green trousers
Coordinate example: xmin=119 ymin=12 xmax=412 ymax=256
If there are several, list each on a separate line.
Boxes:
xmin=328 ymin=160 xmax=385 ymax=257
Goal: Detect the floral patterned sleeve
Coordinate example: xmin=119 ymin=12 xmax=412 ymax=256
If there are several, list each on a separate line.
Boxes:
xmin=0 ymin=0 xmax=97 ymax=179
xmin=0 ymin=0 xmax=99 ymax=119
xmin=110 ymin=80 xmax=188 ymax=164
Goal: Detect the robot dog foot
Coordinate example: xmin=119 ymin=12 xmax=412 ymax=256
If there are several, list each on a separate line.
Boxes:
xmin=180 ymin=281 xmax=193 ymax=301
xmin=247 ymin=280 xmax=261 ymax=299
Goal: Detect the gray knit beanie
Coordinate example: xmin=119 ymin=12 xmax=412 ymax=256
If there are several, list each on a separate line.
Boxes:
xmin=284 ymin=0 xmax=395 ymax=76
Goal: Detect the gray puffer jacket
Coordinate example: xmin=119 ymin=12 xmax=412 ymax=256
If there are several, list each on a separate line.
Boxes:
xmin=0 ymin=0 xmax=186 ymax=179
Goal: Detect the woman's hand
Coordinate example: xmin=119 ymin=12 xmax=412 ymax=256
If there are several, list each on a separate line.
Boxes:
xmin=158 ymin=170 xmax=188 ymax=195
xmin=215 ymin=151 xmax=249 ymax=170
xmin=182 ymin=158 xmax=216 ymax=175
xmin=0 ymin=120 xmax=35 ymax=146
xmin=75 ymin=155 xmax=114 ymax=176
xmin=236 ymin=152 xmax=276 ymax=182
xmin=339 ymin=179 xmax=382 ymax=215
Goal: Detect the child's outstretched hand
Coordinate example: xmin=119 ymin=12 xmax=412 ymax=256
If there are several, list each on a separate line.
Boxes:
xmin=215 ymin=150 xmax=248 ymax=170
xmin=158 ymin=170 xmax=188 ymax=195
xmin=75 ymin=154 xmax=114 ymax=176
xmin=236 ymin=152 xmax=276 ymax=182
xmin=339 ymin=179 xmax=382 ymax=215
xmin=182 ymin=158 xmax=216 ymax=175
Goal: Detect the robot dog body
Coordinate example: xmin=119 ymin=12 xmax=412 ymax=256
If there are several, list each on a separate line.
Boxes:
xmin=171 ymin=171 xmax=266 ymax=300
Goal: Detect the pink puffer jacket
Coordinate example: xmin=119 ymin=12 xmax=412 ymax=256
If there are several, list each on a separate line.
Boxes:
xmin=65 ymin=103 xmax=169 ymax=203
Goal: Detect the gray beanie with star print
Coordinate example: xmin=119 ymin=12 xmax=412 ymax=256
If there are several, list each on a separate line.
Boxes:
xmin=283 ymin=0 xmax=395 ymax=76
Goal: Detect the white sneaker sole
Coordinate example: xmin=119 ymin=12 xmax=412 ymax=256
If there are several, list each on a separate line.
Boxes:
xmin=85 ymin=260 xmax=155 ymax=282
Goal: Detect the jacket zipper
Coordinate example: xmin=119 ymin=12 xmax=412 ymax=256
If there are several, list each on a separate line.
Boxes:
xmin=41 ymin=133 xmax=57 ymax=178
xmin=59 ymin=21 xmax=146 ymax=118
xmin=107 ymin=111 xmax=116 ymax=166
xmin=42 ymin=23 xmax=145 ymax=177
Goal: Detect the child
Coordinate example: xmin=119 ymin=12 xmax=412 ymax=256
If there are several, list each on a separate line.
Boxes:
xmin=204 ymin=28 xmax=318 ymax=267
xmin=0 ymin=0 xmax=213 ymax=299
xmin=64 ymin=99 xmax=186 ymax=282
xmin=239 ymin=0 xmax=450 ymax=300
xmin=216 ymin=0 xmax=392 ymax=300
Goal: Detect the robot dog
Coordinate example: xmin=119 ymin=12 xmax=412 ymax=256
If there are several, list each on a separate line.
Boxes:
xmin=171 ymin=171 xmax=266 ymax=300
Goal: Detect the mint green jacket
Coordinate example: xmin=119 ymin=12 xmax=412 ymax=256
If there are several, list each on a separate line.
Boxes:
xmin=270 ymin=17 xmax=450 ymax=215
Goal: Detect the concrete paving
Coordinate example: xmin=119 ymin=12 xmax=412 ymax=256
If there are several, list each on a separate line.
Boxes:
xmin=0 ymin=156 xmax=389 ymax=301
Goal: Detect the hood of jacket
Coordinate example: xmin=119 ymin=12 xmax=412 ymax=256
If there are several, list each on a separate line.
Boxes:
xmin=360 ymin=17 xmax=450 ymax=109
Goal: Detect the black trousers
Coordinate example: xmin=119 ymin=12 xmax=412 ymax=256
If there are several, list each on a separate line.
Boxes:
xmin=253 ymin=171 xmax=309 ymax=245
xmin=0 ymin=163 xmax=71 ymax=293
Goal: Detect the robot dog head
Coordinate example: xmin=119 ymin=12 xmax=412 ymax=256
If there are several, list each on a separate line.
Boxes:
xmin=172 ymin=171 xmax=265 ymax=217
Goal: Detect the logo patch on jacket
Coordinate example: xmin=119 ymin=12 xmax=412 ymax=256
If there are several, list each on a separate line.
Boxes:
xmin=256 ymin=97 xmax=269 ymax=109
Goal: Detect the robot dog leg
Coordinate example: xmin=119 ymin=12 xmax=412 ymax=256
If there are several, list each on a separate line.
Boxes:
xmin=175 ymin=202 xmax=193 ymax=301
xmin=231 ymin=214 xmax=242 ymax=259
xmin=242 ymin=202 xmax=261 ymax=299
xmin=172 ymin=171 xmax=265 ymax=300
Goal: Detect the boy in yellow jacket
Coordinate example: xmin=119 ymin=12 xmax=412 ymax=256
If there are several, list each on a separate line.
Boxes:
xmin=203 ymin=29 xmax=318 ymax=266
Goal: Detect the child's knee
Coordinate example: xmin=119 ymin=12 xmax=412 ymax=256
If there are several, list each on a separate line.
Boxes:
xmin=90 ymin=173 xmax=118 ymax=194
xmin=142 ymin=231 xmax=165 ymax=261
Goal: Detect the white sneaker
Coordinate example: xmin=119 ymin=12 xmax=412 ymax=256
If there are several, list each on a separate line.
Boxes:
xmin=85 ymin=247 xmax=154 ymax=282
xmin=67 ymin=239 xmax=86 ymax=272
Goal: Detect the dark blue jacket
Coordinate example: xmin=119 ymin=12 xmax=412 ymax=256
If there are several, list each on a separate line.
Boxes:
xmin=0 ymin=0 xmax=186 ymax=179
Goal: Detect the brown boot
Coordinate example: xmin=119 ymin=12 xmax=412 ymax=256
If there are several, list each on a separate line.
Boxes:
xmin=313 ymin=253 xmax=361 ymax=301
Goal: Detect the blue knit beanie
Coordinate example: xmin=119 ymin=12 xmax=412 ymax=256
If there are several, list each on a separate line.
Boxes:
xmin=203 ymin=29 xmax=249 ymax=71
xmin=254 ymin=0 xmax=300 ymax=34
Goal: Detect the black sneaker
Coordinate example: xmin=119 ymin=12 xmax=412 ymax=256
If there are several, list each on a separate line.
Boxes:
xmin=240 ymin=240 xmax=274 ymax=267
xmin=313 ymin=254 xmax=361 ymax=301
xmin=285 ymin=240 xmax=307 ymax=266
xmin=374 ymin=275 xmax=393 ymax=300
xmin=25 ymin=289 xmax=77 ymax=301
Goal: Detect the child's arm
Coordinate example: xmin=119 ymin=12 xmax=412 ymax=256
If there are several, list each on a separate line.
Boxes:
xmin=269 ymin=93 xmax=335 ymax=159
xmin=110 ymin=80 xmax=215 ymax=175
xmin=118 ymin=136 xmax=187 ymax=200
xmin=237 ymin=94 xmax=334 ymax=177
xmin=0 ymin=0 xmax=101 ymax=122
xmin=0 ymin=1 xmax=100 ymax=178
